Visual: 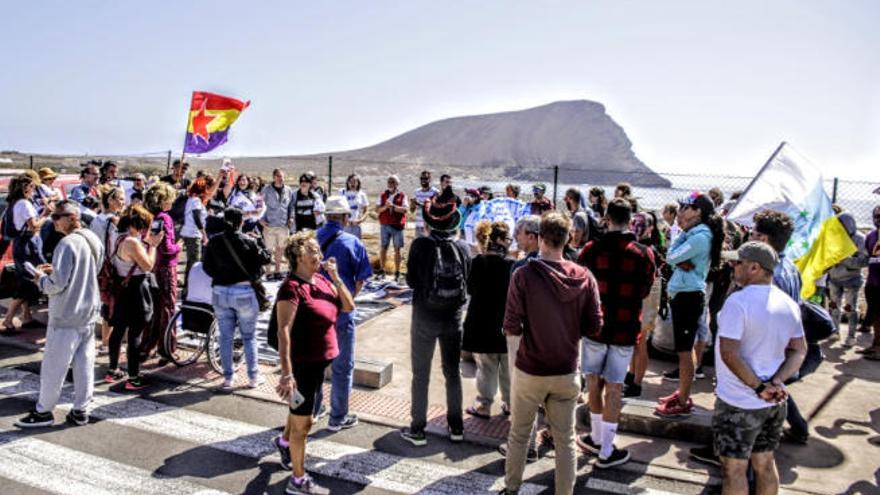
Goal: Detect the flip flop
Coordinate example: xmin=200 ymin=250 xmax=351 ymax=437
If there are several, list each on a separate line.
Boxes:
xmin=466 ymin=406 xmax=491 ymax=419
xmin=20 ymin=320 xmax=45 ymax=329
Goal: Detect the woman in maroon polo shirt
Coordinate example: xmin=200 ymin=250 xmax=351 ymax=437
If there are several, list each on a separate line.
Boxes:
xmin=273 ymin=230 xmax=354 ymax=494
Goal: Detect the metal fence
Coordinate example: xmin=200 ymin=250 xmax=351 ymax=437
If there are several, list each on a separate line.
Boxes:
xmin=8 ymin=152 xmax=879 ymax=228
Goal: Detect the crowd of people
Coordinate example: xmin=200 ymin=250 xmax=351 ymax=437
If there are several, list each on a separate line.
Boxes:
xmin=2 ymin=159 xmax=878 ymax=495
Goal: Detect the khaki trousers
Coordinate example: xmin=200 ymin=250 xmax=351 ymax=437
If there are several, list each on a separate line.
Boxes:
xmin=504 ymin=367 xmax=579 ymax=494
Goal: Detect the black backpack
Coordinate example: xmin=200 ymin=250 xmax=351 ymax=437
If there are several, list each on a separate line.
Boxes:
xmin=169 ymin=194 xmax=188 ymax=226
xmin=1 ymin=206 xmax=22 ymax=240
xmin=424 ymin=238 xmax=467 ymax=310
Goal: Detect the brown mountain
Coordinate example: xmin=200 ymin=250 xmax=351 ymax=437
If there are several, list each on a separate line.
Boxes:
xmin=329 ymin=100 xmax=670 ymax=187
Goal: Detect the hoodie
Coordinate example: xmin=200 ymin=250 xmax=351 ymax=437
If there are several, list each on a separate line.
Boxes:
xmin=666 ymin=223 xmax=712 ymax=295
xmin=503 ymin=257 xmax=603 ymax=376
xmin=38 ymin=228 xmax=103 ymax=329
xmin=828 ymin=213 xmax=868 ymax=287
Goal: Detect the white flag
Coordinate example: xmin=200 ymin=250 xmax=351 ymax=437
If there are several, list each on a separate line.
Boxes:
xmin=727 ymin=142 xmax=834 ymax=260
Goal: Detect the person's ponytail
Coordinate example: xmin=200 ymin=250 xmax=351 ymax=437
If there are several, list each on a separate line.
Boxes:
xmin=704 ymin=213 xmax=725 ymax=270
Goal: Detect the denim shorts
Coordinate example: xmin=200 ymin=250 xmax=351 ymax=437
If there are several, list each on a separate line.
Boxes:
xmin=581 ymin=337 xmax=634 ymax=384
xmin=380 ymin=224 xmax=404 ymax=249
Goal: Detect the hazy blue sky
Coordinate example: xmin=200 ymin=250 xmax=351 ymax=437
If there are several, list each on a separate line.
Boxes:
xmin=1 ymin=1 xmax=877 ymax=178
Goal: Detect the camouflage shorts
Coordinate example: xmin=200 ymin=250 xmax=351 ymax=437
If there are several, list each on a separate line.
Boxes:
xmin=713 ymin=398 xmax=786 ymax=459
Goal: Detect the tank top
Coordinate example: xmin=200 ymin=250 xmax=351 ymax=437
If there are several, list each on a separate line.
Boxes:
xmin=112 ymin=235 xmax=146 ymax=277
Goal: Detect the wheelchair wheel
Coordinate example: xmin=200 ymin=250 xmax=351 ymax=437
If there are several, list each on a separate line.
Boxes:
xmin=207 ymin=324 xmax=244 ymax=375
xmin=164 ymin=309 xmax=208 ymax=367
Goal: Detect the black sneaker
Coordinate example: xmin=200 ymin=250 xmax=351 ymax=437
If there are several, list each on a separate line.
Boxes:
xmin=623 ymin=382 xmax=642 ymax=398
xmin=688 ymin=445 xmax=721 ymax=467
xmin=326 ymin=414 xmax=359 ymax=432
xmin=782 ymin=427 xmax=809 ymax=445
xmin=400 ymin=428 xmax=427 ymax=446
xmin=285 ymin=474 xmax=329 ymax=494
xmin=497 ymin=443 xmax=539 ymax=463
xmin=273 ymin=435 xmax=292 ymax=470
xmin=576 ymin=434 xmax=601 ymax=454
xmin=624 ymin=371 xmax=635 ymax=387
xmin=65 ymin=409 xmax=89 ymax=426
xmin=662 ymin=368 xmax=680 ymax=381
xmin=596 ymin=448 xmax=631 ymax=468
xmin=695 ymin=366 xmax=706 ymax=379
xmin=15 ymin=410 xmax=54 ymax=428
xmin=448 ymin=426 xmax=464 ymax=443
xmin=497 ymin=489 xmax=518 ymax=495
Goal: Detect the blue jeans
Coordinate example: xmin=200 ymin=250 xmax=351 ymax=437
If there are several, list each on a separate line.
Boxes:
xmin=314 ymin=311 xmax=356 ymax=425
xmin=212 ymin=284 xmax=259 ymax=381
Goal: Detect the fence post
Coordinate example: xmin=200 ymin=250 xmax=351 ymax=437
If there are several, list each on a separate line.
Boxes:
xmin=166 ymin=150 xmax=172 ymax=175
xmin=328 ymin=155 xmax=333 ymax=193
xmin=831 ymin=177 xmax=839 ymax=204
xmin=29 ymin=155 xmax=34 ymax=170
xmin=552 ymin=165 xmax=559 ymax=205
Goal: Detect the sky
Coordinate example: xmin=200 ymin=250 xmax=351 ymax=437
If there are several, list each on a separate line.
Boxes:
xmin=1 ymin=1 xmax=878 ymax=179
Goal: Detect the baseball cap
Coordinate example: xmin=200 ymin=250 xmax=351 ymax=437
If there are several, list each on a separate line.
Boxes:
xmin=532 ymin=183 xmax=546 ymax=193
xmin=723 ymin=241 xmax=779 ymax=272
xmin=678 ymin=191 xmax=715 ymax=215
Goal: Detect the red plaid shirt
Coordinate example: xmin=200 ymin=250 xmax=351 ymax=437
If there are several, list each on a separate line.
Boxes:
xmin=578 ymin=231 xmax=656 ymax=346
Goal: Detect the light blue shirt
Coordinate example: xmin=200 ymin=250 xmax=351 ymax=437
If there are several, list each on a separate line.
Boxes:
xmin=666 ymin=223 xmax=712 ymax=295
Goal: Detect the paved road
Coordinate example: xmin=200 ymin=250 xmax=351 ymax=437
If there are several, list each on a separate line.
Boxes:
xmin=0 ymin=345 xmax=714 ymax=494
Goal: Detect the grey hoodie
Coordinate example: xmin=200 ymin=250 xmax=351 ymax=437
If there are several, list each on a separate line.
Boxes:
xmin=38 ymin=228 xmax=103 ymax=329
xmin=829 ymin=213 xmax=868 ymax=287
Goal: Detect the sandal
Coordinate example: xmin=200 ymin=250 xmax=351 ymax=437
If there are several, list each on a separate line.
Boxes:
xmin=0 ymin=323 xmax=21 ymax=335
xmin=466 ymin=406 xmax=491 ymax=419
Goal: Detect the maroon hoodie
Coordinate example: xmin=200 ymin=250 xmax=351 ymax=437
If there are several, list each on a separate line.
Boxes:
xmin=503 ymin=257 xmax=603 ymax=376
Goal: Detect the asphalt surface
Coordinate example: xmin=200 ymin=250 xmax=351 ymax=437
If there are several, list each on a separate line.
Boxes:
xmin=0 ymin=344 xmax=717 ymax=494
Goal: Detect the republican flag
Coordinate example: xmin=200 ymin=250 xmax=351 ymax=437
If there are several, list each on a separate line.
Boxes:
xmin=184 ymin=91 xmax=250 ymax=154
xmin=727 ymin=142 xmax=834 ymax=260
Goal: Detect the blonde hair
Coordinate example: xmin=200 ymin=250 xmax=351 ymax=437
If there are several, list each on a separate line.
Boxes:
xmin=144 ymin=182 xmax=177 ymax=214
xmin=474 ymin=220 xmax=492 ymax=252
xmin=98 ymin=184 xmax=125 ymax=210
xmin=284 ymin=229 xmax=318 ymax=271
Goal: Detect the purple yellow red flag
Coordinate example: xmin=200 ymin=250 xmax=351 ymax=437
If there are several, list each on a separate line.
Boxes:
xmin=183 ymin=91 xmax=250 ymax=154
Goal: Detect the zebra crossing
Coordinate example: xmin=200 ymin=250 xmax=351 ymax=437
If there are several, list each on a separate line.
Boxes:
xmin=0 ymin=367 xmax=544 ymax=495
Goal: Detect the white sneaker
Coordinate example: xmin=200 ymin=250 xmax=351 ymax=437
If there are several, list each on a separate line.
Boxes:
xmin=221 ymin=378 xmax=234 ymax=391
xmin=247 ymin=375 xmax=266 ymax=389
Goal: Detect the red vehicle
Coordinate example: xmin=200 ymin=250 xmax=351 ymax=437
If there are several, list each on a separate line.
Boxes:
xmin=0 ymin=172 xmax=81 ymax=271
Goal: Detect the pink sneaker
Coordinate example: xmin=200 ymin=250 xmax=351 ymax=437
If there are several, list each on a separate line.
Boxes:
xmin=658 ymin=389 xmax=680 ymax=405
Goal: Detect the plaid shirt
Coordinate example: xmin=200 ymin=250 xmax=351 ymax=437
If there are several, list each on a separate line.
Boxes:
xmin=578 ymin=231 xmax=656 ymax=346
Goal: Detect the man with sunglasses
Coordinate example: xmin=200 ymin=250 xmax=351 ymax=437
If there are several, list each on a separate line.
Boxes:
xmin=713 ymin=241 xmax=806 ymax=495
xmin=15 ymin=201 xmax=103 ymax=428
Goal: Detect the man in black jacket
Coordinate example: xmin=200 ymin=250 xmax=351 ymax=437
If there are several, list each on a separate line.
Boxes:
xmin=400 ymin=190 xmax=471 ymax=447
xmin=203 ymin=208 xmax=272 ymax=390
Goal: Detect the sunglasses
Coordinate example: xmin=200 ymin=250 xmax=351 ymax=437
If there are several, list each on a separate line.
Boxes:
xmin=51 ymin=213 xmax=73 ymax=220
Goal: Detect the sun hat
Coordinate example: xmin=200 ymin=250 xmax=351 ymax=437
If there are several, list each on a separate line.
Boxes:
xmin=38 ymin=167 xmax=58 ymax=181
xmin=324 ymin=195 xmax=350 ymax=215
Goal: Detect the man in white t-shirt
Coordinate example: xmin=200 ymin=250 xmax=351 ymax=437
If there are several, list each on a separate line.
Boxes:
xmin=410 ymin=170 xmax=439 ymax=238
xmin=713 ymin=241 xmax=806 ymax=495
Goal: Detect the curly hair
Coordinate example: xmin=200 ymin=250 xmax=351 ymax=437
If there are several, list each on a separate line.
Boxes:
xmin=284 ymin=229 xmax=318 ymax=272
xmin=187 ymin=176 xmax=213 ymax=205
xmin=474 ymin=220 xmax=492 ymax=252
xmin=752 ymin=209 xmax=795 ymax=253
xmin=144 ymin=182 xmax=177 ymax=215
xmin=7 ymin=174 xmax=37 ymax=203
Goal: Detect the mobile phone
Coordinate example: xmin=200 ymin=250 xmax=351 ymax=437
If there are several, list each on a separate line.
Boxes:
xmin=289 ymin=388 xmax=305 ymax=409
xmin=150 ymin=220 xmax=162 ymax=235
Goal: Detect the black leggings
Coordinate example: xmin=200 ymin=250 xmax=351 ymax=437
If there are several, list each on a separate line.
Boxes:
xmin=109 ymin=275 xmax=151 ymax=377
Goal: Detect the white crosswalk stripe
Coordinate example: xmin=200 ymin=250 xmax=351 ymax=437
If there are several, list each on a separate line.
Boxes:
xmin=0 ymin=368 xmax=544 ymax=494
xmin=0 ymin=431 xmax=229 ymax=495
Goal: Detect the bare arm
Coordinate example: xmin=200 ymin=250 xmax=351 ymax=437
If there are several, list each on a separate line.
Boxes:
xmin=121 ymin=231 xmax=163 ymax=272
xmin=275 ymin=300 xmax=298 ymax=400
xmin=771 ymin=336 xmax=807 ymax=386
xmin=354 ymin=280 xmax=364 ymax=298
xmin=719 ymin=337 xmax=762 ymax=390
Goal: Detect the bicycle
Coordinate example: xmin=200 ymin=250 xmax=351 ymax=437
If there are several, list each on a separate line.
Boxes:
xmin=163 ymin=301 xmax=243 ymax=374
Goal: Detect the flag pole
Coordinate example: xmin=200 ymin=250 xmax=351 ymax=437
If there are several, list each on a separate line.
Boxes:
xmin=727 ymin=141 xmax=787 ymax=220
xmin=179 ymin=91 xmax=195 ymax=168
